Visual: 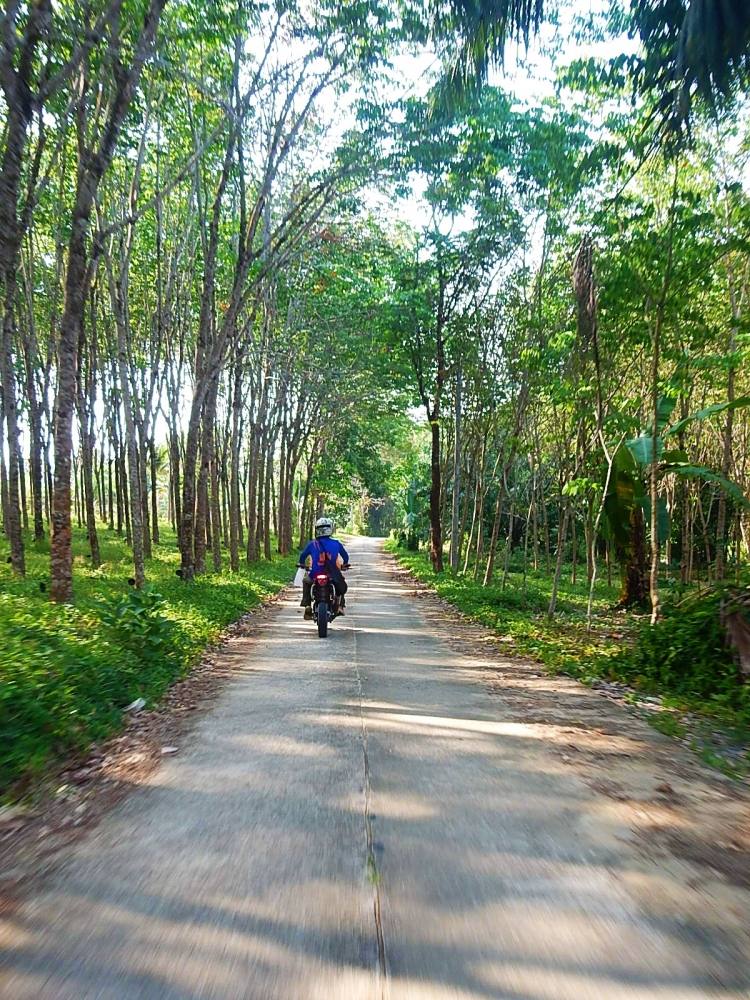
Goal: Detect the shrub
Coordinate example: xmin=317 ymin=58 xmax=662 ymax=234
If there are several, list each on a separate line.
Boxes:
xmin=606 ymin=585 xmax=750 ymax=719
xmin=98 ymin=586 xmax=176 ymax=680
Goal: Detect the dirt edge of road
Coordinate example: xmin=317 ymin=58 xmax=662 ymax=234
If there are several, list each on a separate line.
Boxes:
xmin=384 ymin=550 xmax=750 ymax=942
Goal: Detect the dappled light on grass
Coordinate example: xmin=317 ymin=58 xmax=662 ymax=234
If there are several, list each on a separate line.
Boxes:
xmin=0 ymin=524 xmax=296 ymax=792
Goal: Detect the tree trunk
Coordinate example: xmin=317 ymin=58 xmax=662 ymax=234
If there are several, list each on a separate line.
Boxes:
xmin=150 ymin=438 xmax=160 ymax=545
xmin=210 ymin=425 xmax=222 ymax=572
xmin=263 ymin=445 xmax=273 ymax=560
xmin=483 ymin=481 xmax=504 ymax=586
xmin=116 ymin=329 xmax=145 ymax=588
xmin=24 ymin=349 xmax=45 ymax=541
xmin=548 ymin=502 xmax=570 ymax=617
xmin=501 ymin=500 xmax=515 ymax=591
xmin=229 ymin=364 xmax=243 ymax=572
xmin=429 ymin=413 xmax=443 ymax=572
xmin=1 ymin=288 xmax=25 ymax=574
xmin=449 ymin=369 xmax=462 ymax=572
xmin=619 ymin=506 xmax=648 ymax=607
xmin=51 ymin=195 xmax=92 ymax=601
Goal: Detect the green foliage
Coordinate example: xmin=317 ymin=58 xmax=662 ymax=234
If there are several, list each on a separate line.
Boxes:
xmin=666 ymin=396 xmax=750 ymax=438
xmin=606 ymin=585 xmax=750 ymax=722
xmin=0 ymin=527 xmax=294 ymax=794
xmin=388 ymin=541 xmax=750 ymax=730
xmin=606 ymin=391 xmax=750 ymax=558
xmin=97 ymin=587 xmax=175 ymax=670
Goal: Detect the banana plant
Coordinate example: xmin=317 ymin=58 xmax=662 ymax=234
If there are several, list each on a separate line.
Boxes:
xmin=603 ymin=394 xmax=750 ymax=604
xmin=401 ymin=479 xmax=430 ymax=551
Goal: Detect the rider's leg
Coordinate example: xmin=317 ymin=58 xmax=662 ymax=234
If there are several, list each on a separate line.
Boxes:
xmin=301 ymin=577 xmax=312 ymax=608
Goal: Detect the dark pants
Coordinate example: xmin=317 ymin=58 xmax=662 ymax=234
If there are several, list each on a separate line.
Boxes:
xmin=302 ymin=574 xmax=347 ymax=607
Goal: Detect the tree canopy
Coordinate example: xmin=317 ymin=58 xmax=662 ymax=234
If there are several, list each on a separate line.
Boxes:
xmin=0 ymin=0 xmax=748 ymax=645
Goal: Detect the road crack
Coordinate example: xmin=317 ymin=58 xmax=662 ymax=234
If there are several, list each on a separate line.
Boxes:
xmin=352 ymin=606 xmax=388 ymax=992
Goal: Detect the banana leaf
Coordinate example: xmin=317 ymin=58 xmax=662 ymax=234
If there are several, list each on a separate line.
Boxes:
xmin=663 ymin=463 xmax=750 ymax=509
xmin=666 ymin=396 xmax=750 ymax=438
xmin=626 ymin=433 xmax=664 ymax=466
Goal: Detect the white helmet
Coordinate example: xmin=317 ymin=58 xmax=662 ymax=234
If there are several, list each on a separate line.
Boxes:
xmin=314 ymin=516 xmax=334 ymax=538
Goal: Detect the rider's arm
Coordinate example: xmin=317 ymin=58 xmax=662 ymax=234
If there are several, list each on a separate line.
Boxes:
xmin=339 ymin=541 xmax=350 ymax=565
xmin=298 ymin=541 xmax=313 ymax=567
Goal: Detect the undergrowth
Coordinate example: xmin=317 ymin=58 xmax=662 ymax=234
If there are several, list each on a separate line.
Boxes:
xmin=607 ymin=585 xmax=750 ymax=724
xmin=0 ymin=526 xmax=295 ymax=795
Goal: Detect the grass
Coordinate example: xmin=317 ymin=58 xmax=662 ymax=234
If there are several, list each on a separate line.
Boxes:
xmin=0 ymin=524 xmax=296 ymax=796
xmin=647 ymin=712 xmax=687 ymax=739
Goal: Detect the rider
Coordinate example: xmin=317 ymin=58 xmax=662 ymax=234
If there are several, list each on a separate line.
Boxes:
xmin=298 ymin=517 xmax=349 ymax=620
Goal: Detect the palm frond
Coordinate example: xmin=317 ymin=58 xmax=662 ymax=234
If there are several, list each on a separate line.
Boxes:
xmin=433 ymin=0 xmax=545 ymax=109
xmin=677 ymin=0 xmax=750 ymax=100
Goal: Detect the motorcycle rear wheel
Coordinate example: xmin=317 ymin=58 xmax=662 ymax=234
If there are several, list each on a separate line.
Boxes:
xmin=317 ymin=602 xmax=329 ymax=638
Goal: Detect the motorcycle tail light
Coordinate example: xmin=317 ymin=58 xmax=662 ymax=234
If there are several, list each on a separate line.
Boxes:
xmin=315 ymin=574 xmax=328 ymax=583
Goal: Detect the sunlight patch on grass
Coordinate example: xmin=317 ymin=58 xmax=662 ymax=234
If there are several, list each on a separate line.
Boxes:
xmin=0 ymin=525 xmax=296 ymax=794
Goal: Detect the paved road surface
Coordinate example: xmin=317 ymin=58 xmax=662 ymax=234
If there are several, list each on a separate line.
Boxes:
xmin=1 ymin=538 xmax=747 ymax=998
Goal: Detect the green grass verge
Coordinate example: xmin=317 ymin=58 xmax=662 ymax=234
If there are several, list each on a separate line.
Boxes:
xmin=0 ymin=525 xmax=295 ymax=795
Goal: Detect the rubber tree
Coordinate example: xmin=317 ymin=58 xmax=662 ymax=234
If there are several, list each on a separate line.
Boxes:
xmin=49 ymin=0 xmax=168 ymax=602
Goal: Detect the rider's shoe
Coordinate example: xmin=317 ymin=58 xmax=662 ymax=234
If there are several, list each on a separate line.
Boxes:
xmin=338 ymin=604 xmax=346 ymax=616
xmin=304 ymin=606 xmax=313 ymax=620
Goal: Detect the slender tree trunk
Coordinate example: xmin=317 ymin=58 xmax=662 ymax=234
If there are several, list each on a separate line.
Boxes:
xmin=548 ymin=502 xmax=570 ymax=617
xmin=210 ymin=426 xmax=222 ymax=572
xmin=246 ymin=423 xmax=261 ymax=563
xmin=108 ymin=457 xmax=114 ymax=530
xmin=139 ymin=432 xmax=152 ymax=560
xmin=0 ymin=405 xmax=8 ymax=530
xmin=449 ymin=368 xmax=462 ymax=572
xmin=2 ymin=287 xmax=26 ymax=574
xmin=19 ymin=453 xmax=28 ymax=531
xmin=25 ymin=353 xmax=45 ymax=541
xmin=429 ymin=411 xmax=443 ymax=572
xmin=483 ymin=485 xmax=504 ymax=587
xmin=263 ymin=445 xmax=273 ymax=560
xmin=51 ymin=197 xmax=92 ymax=601
xmin=117 ymin=331 xmax=145 ymax=588
xmin=649 ymin=162 xmax=679 ymax=624
xmin=570 ymin=515 xmax=578 ymax=586
xmin=150 ymin=438 xmax=160 ymax=545
xmin=501 ymin=500 xmax=515 ymax=591
xmin=229 ymin=364 xmax=243 ymax=572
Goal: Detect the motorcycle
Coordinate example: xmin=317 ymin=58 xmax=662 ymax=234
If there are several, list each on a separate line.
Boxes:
xmin=299 ymin=562 xmax=350 ymax=638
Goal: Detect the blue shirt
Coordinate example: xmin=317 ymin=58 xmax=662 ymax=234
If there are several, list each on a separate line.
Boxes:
xmin=299 ymin=537 xmax=349 ymax=578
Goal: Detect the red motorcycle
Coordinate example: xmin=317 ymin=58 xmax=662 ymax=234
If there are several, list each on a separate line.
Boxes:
xmin=304 ymin=563 xmax=350 ymax=638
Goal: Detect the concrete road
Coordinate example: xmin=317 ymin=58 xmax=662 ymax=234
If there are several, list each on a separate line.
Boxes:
xmin=1 ymin=538 xmax=748 ymax=998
